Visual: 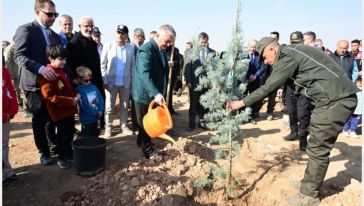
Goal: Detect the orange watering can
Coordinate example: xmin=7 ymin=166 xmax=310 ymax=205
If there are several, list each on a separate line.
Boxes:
xmin=143 ymin=100 xmax=176 ymax=144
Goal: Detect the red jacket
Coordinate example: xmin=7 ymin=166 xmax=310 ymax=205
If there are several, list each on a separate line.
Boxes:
xmin=2 ymin=65 xmax=18 ymax=122
xmin=39 ymin=65 xmax=77 ymax=122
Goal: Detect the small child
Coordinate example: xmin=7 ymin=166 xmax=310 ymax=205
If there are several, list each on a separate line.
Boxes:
xmin=39 ymin=45 xmax=80 ymax=169
xmin=3 ymin=64 xmax=19 ymax=182
xmin=343 ymin=78 xmax=362 ymax=137
xmin=76 ymin=66 xmax=105 ymax=137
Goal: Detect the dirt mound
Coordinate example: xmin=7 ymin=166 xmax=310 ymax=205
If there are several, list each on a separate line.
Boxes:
xmin=64 ymin=138 xmax=225 ymax=206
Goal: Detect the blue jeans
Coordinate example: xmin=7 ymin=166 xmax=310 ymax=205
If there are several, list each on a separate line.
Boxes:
xmin=343 ymin=114 xmax=362 ymax=132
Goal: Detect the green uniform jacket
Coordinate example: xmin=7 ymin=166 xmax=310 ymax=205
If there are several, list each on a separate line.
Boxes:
xmin=244 ymin=44 xmax=359 ymax=108
xmin=131 ymin=39 xmax=168 ymax=105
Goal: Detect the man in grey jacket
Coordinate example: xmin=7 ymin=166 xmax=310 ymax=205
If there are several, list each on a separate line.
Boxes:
xmin=227 ymin=37 xmax=358 ymax=206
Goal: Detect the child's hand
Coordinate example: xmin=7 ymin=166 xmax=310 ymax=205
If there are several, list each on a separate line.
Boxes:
xmin=73 ymin=96 xmax=81 ymax=105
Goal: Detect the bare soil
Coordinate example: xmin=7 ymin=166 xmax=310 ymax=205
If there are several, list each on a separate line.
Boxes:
xmin=3 ymin=92 xmax=362 ymax=206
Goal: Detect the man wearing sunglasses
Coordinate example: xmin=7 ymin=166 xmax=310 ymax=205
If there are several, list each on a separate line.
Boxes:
xmin=14 ymin=0 xmax=62 ymax=166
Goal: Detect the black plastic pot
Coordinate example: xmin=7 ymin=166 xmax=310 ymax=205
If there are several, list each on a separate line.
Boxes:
xmin=72 ymin=138 xmax=107 ymax=176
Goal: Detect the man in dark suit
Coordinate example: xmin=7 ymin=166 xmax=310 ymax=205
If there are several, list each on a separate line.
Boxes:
xmin=14 ymin=0 xmax=62 ymax=165
xmin=132 ymin=24 xmax=176 ymax=159
xmin=184 ymin=32 xmax=216 ymax=131
xmin=245 ymin=39 xmax=267 ymax=124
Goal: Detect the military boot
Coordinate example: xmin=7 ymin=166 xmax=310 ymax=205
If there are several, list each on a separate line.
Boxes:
xmin=299 ymin=135 xmax=308 ymax=151
xmin=287 ymin=193 xmax=320 ymax=206
xmin=283 ymin=131 xmax=298 ymax=141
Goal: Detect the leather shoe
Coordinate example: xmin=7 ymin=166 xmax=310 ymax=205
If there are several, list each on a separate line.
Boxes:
xmin=40 ymin=154 xmax=54 ymax=166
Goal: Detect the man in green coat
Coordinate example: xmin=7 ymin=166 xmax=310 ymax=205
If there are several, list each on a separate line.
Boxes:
xmin=227 ymin=37 xmax=358 ymax=205
xmin=131 ymin=24 xmax=176 ymax=159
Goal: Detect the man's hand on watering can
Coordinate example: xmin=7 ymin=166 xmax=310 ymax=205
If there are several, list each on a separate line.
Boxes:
xmin=154 ymin=93 xmax=165 ymax=106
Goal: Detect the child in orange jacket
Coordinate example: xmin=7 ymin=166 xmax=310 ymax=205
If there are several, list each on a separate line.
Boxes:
xmin=38 ymin=45 xmax=80 ymax=169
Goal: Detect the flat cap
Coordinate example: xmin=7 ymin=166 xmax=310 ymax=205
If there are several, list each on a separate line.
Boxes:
xmin=257 ymin=37 xmax=275 ymax=56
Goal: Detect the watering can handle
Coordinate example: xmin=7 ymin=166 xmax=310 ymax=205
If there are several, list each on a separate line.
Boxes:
xmin=148 ymin=100 xmax=173 ymax=129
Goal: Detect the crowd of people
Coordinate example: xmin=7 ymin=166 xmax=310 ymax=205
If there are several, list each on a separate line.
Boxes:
xmin=2 ymin=0 xmax=362 ymax=205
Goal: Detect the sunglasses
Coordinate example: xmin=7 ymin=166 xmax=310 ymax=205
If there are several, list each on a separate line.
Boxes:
xmin=136 ymin=34 xmax=145 ymax=38
xmin=40 ymin=10 xmax=59 ymax=18
xmin=82 ymin=78 xmax=92 ymax=83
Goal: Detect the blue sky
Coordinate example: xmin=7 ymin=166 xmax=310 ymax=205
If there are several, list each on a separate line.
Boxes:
xmin=1 ymin=0 xmax=362 ymax=53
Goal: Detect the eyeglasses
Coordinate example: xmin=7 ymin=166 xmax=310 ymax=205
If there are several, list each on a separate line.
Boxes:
xmin=40 ymin=10 xmax=59 ymax=18
xmin=81 ymin=25 xmax=94 ymax=29
xmin=136 ymin=34 xmax=145 ymax=38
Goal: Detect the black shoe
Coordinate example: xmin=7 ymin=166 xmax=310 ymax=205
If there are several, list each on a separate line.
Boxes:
xmin=299 ymin=136 xmax=308 ymax=151
xmin=187 ymin=127 xmax=194 ymax=132
xmin=57 ymin=159 xmax=71 ymax=169
xmin=40 ymin=154 xmax=54 ymax=166
xmin=283 ymin=132 xmax=299 ymax=141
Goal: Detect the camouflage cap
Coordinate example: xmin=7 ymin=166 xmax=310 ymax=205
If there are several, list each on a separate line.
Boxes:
xmin=257 ymin=37 xmax=275 ymax=56
xmin=290 ymin=31 xmax=304 ymax=44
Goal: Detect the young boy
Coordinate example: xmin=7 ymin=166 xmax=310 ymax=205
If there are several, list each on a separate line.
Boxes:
xmin=76 ymin=66 xmax=105 ymax=137
xmin=39 ymin=45 xmax=80 ymax=169
xmin=3 ymin=64 xmax=19 ymax=182
xmin=343 ymin=78 xmax=362 ymax=137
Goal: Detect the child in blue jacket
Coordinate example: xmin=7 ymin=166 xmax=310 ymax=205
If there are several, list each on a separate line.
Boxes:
xmin=76 ymin=66 xmax=105 ymax=137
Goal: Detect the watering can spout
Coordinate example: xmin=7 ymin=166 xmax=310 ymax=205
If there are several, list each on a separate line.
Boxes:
xmin=158 ymin=133 xmax=176 ymax=144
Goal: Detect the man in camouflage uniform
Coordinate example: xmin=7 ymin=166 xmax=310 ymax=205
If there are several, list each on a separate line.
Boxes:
xmin=227 ymin=37 xmax=358 ymax=206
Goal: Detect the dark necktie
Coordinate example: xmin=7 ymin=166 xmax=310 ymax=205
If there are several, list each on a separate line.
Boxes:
xmin=249 ymin=54 xmax=255 ymax=68
xmin=160 ymin=50 xmax=165 ymax=67
xmin=45 ymin=28 xmax=54 ymax=45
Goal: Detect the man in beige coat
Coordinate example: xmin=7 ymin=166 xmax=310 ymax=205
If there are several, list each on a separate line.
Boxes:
xmin=101 ymin=24 xmax=135 ymax=138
